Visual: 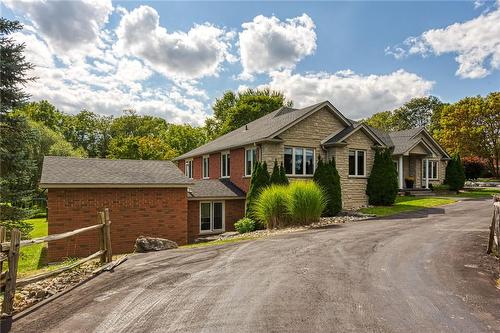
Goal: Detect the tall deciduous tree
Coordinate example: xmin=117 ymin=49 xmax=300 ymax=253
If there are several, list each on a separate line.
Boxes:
xmin=206 ymin=88 xmax=292 ymax=139
xmin=437 ymin=93 xmax=499 ymax=177
xmin=0 ymin=18 xmax=37 ymax=236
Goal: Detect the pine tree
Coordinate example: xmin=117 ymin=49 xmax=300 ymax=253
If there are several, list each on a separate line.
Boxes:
xmin=279 ymin=162 xmax=289 ymax=185
xmin=269 ymin=160 xmax=281 ymax=184
xmin=270 ymin=159 xmax=288 ymax=185
xmin=313 ymin=156 xmax=342 ymax=216
xmin=444 ymin=154 xmax=465 ymax=192
xmin=0 ymin=18 xmax=37 ymax=237
xmin=366 ymin=148 xmax=399 ymax=205
xmin=245 ymin=161 xmax=271 ymax=221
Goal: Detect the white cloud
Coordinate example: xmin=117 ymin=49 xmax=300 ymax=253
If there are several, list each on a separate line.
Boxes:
xmin=386 ymin=4 xmax=500 ymax=79
xmin=261 ymin=69 xmax=434 ymax=119
xmin=11 ymin=31 xmax=53 ymax=68
xmin=3 ymin=0 xmax=113 ymax=61
xmin=115 ymin=5 xmax=234 ymax=80
xmin=238 ymin=14 xmax=316 ymax=78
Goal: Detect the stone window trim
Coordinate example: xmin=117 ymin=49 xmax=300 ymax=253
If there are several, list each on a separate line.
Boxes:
xmin=348 ymin=149 xmax=367 ymax=178
xmin=185 ymin=158 xmax=193 ymax=179
xmin=284 ymin=146 xmax=315 ymax=177
xmin=422 ymin=159 xmax=439 ymax=180
xmin=220 ymin=151 xmax=230 ymax=178
xmin=199 ymin=201 xmax=225 ymax=234
xmin=202 ymin=155 xmax=210 ymax=179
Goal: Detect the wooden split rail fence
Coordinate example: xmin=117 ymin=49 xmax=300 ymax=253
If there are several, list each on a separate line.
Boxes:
xmin=487 ymin=195 xmax=500 ymax=257
xmin=0 ymin=208 xmax=112 ymax=332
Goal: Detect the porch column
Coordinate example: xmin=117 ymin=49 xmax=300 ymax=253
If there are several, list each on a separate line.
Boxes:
xmin=399 ymin=155 xmax=404 ymax=189
xmin=425 ymin=158 xmax=429 ymax=189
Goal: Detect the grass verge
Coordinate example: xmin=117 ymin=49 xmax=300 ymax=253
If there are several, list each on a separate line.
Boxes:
xmin=360 ymin=196 xmax=457 ymax=217
xmin=444 ymin=187 xmax=500 ymax=199
xmin=180 ymin=236 xmax=256 ymax=249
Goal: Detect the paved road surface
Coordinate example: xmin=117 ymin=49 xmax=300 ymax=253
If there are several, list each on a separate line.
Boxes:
xmin=14 ymin=199 xmax=500 ymax=332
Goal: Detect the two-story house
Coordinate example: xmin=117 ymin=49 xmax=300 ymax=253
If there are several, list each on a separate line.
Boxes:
xmin=175 ymin=101 xmax=450 ymax=239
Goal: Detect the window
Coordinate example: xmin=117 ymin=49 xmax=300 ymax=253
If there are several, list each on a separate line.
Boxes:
xmin=284 ymin=147 xmax=315 ymax=176
xmin=200 ymin=202 xmax=224 ymax=233
xmin=245 ymin=148 xmax=257 ymax=176
xmin=203 ymin=156 xmax=209 ymax=179
xmin=185 ymin=159 xmax=193 ymax=179
xmin=348 ymin=150 xmax=366 ymax=177
xmin=423 ymin=160 xmax=438 ymax=180
xmin=284 ymin=147 xmax=293 ymax=174
xmin=221 ymin=151 xmax=230 ymax=178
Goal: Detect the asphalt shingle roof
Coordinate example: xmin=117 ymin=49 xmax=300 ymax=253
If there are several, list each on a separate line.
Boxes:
xmin=388 ymin=128 xmax=424 ymax=155
xmin=174 ymin=101 xmax=333 ymax=160
xmin=188 ymin=179 xmax=246 ymax=198
xmin=40 ymin=156 xmax=192 ymax=187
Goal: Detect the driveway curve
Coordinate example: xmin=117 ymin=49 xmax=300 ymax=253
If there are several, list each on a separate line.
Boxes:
xmin=13 ymin=198 xmax=500 ymax=332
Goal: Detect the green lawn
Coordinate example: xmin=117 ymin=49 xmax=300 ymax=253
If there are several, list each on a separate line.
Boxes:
xmin=360 ymin=196 xmax=457 ymax=217
xmin=17 ymin=217 xmax=48 ymax=276
xmin=446 ymin=187 xmax=500 ymax=199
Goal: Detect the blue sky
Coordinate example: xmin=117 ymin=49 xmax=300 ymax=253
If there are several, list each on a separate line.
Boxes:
xmin=2 ymin=0 xmax=499 ymax=124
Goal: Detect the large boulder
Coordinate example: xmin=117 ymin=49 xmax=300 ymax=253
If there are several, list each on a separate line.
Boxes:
xmin=134 ymin=236 xmax=178 ymax=253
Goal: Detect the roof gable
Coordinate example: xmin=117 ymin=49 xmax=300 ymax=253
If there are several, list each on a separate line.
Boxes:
xmin=174 ymin=100 xmax=352 ymax=160
xmin=322 ymin=123 xmax=386 ymax=147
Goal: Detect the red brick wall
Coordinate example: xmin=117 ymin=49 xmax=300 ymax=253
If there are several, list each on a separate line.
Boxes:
xmin=209 ymin=152 xmax=221 ymax=179
xmin=193 ymin=156 xmax=202 ymax=179
xmin=229 ymin=148 xmax=250 ymax=192
xmin=187 ymin=199 xmax=245 ymax=243
xmin=178 ymin=160 xmax=185 ymax=174
xmin=47 ymin=188 xmax=188 ymax=262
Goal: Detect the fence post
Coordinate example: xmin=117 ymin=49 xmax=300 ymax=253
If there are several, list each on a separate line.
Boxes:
xmin=103 ymin=208 xmax=112 ymax=263
xmin=488 ymin=195 xmax=500 ymax=255
xmin=1 ymin=228 xmax=21 ymax=332
xmin=98 ymin=212 xmax=107 ymax=265
xmin=0 ymin=226 xmax=6 ymax=274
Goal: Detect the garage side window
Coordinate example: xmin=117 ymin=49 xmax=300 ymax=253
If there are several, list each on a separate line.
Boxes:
xmin=200 ymin=202 xmax=224 ymax=233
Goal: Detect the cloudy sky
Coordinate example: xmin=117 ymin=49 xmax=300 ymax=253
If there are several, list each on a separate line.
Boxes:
xmin=2 ymin=0 xmax=499 ymax=125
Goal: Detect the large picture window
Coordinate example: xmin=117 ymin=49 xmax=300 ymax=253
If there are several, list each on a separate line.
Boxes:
xmin=200 ymin=202 xmax=224 ymax=233
xmin=245 ymin=148 xmax=257 ymax=176
xmin=423 ymin=160 xmax=438 ymax=180
xmin=221 ymin=151 xmax=230 ymax=178
xmin=348 ymin=150 xmax=366 ymax=177
xmin=284 ymin=147 xmax=315 ymax=176
xmin=203 ymin=155 xmax=209 ymax=179
xmin=185 ymin=159 xmax=193 ymax=179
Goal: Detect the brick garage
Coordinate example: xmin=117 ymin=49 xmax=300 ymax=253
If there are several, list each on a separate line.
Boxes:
xmin=47 ymin=187 xmax=188 ymax=262
xmin=41 ymin=157 xmax=193 ymax=262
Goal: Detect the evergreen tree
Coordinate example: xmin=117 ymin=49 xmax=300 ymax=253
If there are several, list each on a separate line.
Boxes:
xmin=313 ymin=156 xmax=342 ymax=216
xmin=270 ymin=159 xmax=289 ymax=185
xmin=245 ymin=161 xmax=270 ymax=221
xmin=444 ymin=154 xmax=465 ymax=192
xmin=0 ymin=18 xmax=37 ymax=236
xmin=366 ymin=149 xmax=399 ymax=205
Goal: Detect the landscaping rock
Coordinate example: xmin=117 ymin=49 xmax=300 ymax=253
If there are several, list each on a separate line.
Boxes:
xmin=134 ymin=236 xmax=178 ymax=253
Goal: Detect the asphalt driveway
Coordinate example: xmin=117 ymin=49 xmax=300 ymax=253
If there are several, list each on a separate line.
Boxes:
xmin=13 ymin=198 xmax=500 ymax=332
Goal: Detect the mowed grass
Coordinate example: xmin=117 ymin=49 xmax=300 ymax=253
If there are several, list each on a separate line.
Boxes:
xmin=18 ymin=217 xmax=48 ymax=275
xmin=360 ymin=196 xmax=457 ymax=217
xmin=447 ymin=187 xmax=500 ymax=198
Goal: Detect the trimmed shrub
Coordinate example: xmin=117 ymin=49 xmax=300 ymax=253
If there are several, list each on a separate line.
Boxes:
xmin=313 ymin=156 xmax=342 ymax=216
xmin=245 ymin=161 xmax=270 ymax=221
xmin=286 ymin=181 xmax=326 ymax=225
xmin=253 ymin=184 xmax=289 ymax=229
xmin=431 ymin=184 xmax=450 ymax=192
xmin=366 ymin=148 xmax=399 ymax=205
xmin=234 ymin=217 xmax=256 ymax=234
xmin=462 ymin=156 xmax=487 ymax=180
xmin=270 ymin=159 xmax=289 ymax=185
xmin=444 ymin=154 xmax=465 ymax=191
